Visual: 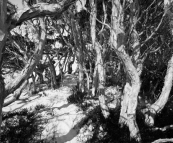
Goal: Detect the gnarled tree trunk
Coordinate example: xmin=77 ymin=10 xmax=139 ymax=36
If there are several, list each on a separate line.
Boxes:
xmin=111 ymin=0 xmax=141 ymax=141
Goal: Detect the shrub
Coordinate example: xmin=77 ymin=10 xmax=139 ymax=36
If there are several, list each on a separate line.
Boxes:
xmin=1 ymin=105 xmax=45 ymax=143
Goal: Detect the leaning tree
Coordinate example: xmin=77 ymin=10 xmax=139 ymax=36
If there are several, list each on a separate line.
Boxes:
xmin=0 ymin=0 xmax=77 ymax=135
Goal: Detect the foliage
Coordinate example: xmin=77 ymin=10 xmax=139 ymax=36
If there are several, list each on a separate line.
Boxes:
xmin=67 ymin=87 xmax=90 ymax=111
xmin=1 ymin=105 xmax=45 ymax=143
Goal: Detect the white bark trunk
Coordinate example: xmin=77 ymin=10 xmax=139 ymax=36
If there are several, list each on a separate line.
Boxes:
xmin=142 ymin=50 xmax=173 ymax=126
xmin=90 ymin=0 xmax=109 ymax=118
xmin=71 ymin=19 xmax=85 ymax=92
xmin=111 ymin=0 xmax=141 ymax=141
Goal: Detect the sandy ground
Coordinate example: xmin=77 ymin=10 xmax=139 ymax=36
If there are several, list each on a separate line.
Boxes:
xmin=2 ymin=74 xmax=119 ymax=143
xmin=3 ymin=74 xmax=89 ymax=143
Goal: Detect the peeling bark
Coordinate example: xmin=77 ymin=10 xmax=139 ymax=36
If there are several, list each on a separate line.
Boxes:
xmin=71 ymin=19 xmax=85 ymax=92
xmin=111 ymin=0 xmax=141 ymax=141
xmin=90 ymin=0 xmax=109 ymax=118
xmin=129 ymin=0 xmax=143 ymax=75
xmin=95 ymin=43 xmax=110 ymax=118
xmin=91 ymin=60 xmax=99 ymax=96
xmin=90 ymin=0 xmax=98 ymax=97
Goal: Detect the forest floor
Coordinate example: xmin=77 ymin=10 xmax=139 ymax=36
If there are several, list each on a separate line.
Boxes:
xmin=3 ymin=74 xmax=90 ymax=143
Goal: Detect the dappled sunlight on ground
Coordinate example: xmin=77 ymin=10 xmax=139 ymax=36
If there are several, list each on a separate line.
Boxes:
xmin=2 ymin=74 xmax=86 ymax=143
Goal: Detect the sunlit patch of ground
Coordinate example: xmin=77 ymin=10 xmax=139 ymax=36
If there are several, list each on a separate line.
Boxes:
xmin=2 ymin=74 xmax=89 ymax=143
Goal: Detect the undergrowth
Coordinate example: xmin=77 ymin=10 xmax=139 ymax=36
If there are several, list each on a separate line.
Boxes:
xmin=67 ymin=89 xmax=173 ymax=143
xmin=1 ymin=105 xmax=45 ymax=143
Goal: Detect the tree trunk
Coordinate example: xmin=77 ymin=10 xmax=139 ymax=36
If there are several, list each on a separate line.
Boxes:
xmin=31 ymin=73 xmax=37 ymax=93
xmin=95 ymin=43 xmax=110 ymax=118
xmin=83 ymin=65 xmax=90 ymax=92
xmin=37 ymin=72 xmax=44 ymax=84
xmin=91 ymin=61 xmax=99 ymax=96
xmin=90 ymin=0 xmax=98 ymax=97
xmin=77 ymin=51 xmax=84 ymax=92
xmin=90 ymin=0 xmax=109 ymax=118
xmin=3 ymin=80 xmax=27 ymax=107
xmin=111 ymin=0 xmax=141 ymax=141
xmin=71 ymin=19 xmax=85 ymax=92
xmin=0 ymin=0 xmax=7 ymax=138
xmin=47 ymin=54 xmax=57 ymax=89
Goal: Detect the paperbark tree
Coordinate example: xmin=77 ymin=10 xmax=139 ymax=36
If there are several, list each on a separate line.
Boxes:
xmin=71 ymin=19 xmax=85 ymax=92
xmin=90 ymin=0 xmax=110 ymax=118
xmin=111 ymin=0 xmax=141 ymax=141
xmin=47 ymin=54 xmax=57 ymax=89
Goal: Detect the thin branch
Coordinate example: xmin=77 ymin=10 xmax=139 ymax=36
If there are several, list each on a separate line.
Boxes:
xmin=98 ymin=1 xmax=107 ymax=35
xmin=141 ymin=12 xmax=166 ymax=47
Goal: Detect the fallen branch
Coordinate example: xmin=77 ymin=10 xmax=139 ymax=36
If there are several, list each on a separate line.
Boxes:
xmin=152 ymin=138 xmax=173 ymax=143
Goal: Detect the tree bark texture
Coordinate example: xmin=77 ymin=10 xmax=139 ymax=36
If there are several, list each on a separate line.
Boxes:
xmin=71 ymin=19 xmax=85 ymax=92
xmin=0 ymin=0 xmax=7 ymax=138
xmin=90 ymin=0 xmax=98 ymax=96
xmin=3 ymin=80 xmax=27 ymax=107
xmin=111 ymin=0 xmax=141 ymax=141
xmin=90 ymin=0 xmax=109 ymax=118
xmin=47 ymin=54 xmax=57 ymax=89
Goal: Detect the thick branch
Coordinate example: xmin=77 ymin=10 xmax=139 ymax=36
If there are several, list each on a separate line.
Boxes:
xmin=8 ymin=0 xmax=76 ymax=30
xmin=152 ymin=138 xmax=173 ymax=143
xmin=3 ymin=80 xmax=27 ymax=107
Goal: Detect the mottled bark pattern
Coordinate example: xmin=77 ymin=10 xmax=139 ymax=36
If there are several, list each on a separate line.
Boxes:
xmin=71 ymin=19 xmax=85 ymax=92
xmin=111 ymin=0 xmax=141 ymax=141
xmin=90 ymin=0 xmax=110 ymax=118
